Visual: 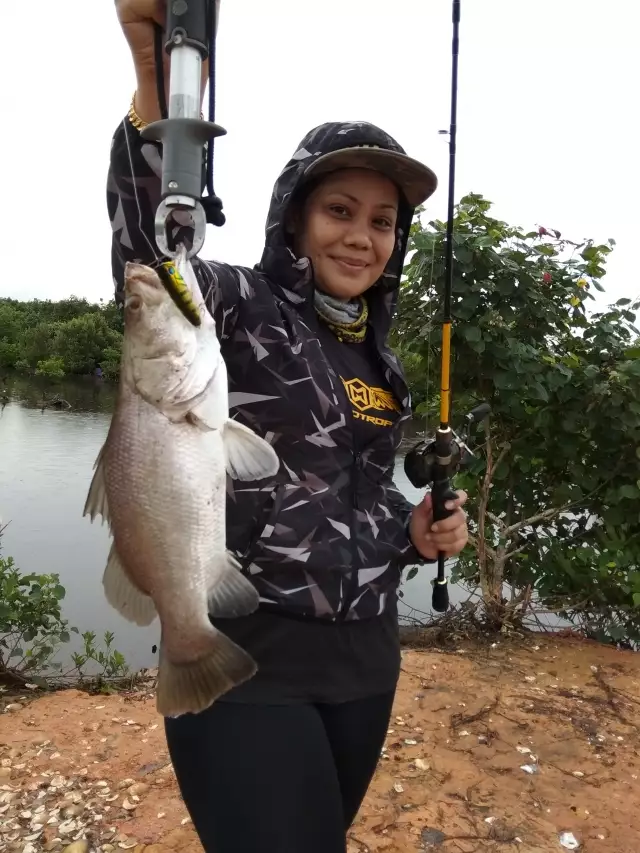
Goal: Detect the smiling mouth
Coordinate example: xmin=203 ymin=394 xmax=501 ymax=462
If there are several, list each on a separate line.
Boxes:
xmin=331 ymin=257 xmax=369 ymax=271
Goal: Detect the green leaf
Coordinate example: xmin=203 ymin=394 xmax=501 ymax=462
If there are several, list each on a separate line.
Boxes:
xmin=492 ymin=461 xmax=510 ymax=480
xmin=467 ymin=338 xmax=486 ymax=354
xmin=633 ymin=593 xmax=640 ymax=608
xmin=555 ymin=363 xmax=573 ymax=378
xmin=608 ymin=625 xmax=627 ymax=641
xmin=619 ymin=484 xmax=639 ymax=500
xmin=494 ymin=371 xmax=512 ymax=389
xmin=497 ymin=278 xmax=515 ymax=296
xmin=531 ymin=382 xmax=549 ymax=402
xmin=0 ymin=602 xmax=14 ymax=620
xmin=463 ymin=325 xmax=482 ymax=343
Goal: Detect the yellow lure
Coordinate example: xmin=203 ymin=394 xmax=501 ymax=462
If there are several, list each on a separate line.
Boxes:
xmin=157 ymin=261 xmax=202 ymax=327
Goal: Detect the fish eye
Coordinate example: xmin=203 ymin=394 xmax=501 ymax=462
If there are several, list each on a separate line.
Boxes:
xmin=125 ymin=294 xmax=143 ymax=312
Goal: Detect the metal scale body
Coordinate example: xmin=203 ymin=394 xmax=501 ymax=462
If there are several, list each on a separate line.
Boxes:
xmin=142 ymin=0 xmax=224 ymax=261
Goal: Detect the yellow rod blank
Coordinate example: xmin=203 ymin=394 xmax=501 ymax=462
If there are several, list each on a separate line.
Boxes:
xmin=439 ymin=322 xmax=452 ymax=426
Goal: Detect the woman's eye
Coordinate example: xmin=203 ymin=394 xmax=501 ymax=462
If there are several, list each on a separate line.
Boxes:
xmin=374 ymin=218 xmax=393 ymax=229
xmin=328 ymin=204 xmax=350 ymax=217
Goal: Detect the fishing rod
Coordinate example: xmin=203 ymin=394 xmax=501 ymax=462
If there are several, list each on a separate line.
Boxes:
xmin=403 ymin=0 xmax=490 ymax=612
xmin=142 ymin=0 xmax=225 ymax=262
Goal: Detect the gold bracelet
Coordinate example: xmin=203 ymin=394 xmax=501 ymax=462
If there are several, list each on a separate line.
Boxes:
xmin=128 ymin=93 xmax=149 ymax=130
xmin=127 ymin=92 xmax=205 ymax=132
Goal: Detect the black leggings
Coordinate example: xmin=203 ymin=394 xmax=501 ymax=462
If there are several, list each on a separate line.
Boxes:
xmin=164 ymin=691 xmax=395 ymax=853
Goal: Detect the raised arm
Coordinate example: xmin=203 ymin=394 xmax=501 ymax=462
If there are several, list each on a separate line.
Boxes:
xmin=110 ymin=0 xmax=239 ymax=337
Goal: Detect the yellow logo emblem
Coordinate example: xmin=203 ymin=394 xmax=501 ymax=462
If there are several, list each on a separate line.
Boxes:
xmin=342 ymin=378 xmax=400 ymax=414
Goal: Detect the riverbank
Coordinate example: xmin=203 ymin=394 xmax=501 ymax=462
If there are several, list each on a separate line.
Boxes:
xmin=2 ymin=633 xmax=639 ymax=853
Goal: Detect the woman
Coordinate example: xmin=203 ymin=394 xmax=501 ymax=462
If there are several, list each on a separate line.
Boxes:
xmin=112 ymin=3 xmax=470 ymax=851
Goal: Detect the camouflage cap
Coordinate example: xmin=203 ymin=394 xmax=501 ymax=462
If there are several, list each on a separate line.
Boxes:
xmin=301 ymin=145 xmax=438 ymax=207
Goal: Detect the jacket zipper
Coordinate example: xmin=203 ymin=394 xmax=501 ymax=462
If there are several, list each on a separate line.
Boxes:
xmin=336 ymin=341 xmax=406 ymax=622
xmin=336 ymin=433 xmax=362 ymax=622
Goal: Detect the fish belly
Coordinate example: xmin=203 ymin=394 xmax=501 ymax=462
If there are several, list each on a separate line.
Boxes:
xmin=105 ymin=390 xmax=226 ymax=659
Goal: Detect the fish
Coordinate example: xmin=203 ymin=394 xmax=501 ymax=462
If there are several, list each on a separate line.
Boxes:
xmin=83 ymin=249 xmax=280 ymax=717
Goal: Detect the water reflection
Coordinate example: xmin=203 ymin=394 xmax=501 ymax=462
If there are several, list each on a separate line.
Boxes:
xmin=1 ymin=371 xmax=118 ymax=414
xmin=0 ymin=375 xmax=158 ymax=672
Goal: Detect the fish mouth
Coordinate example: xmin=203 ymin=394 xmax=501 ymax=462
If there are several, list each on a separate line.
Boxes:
xmin=124 ymin=262 xmax=164 ymax=291
xmin=124 ymin=263 xmax=168 ymax=312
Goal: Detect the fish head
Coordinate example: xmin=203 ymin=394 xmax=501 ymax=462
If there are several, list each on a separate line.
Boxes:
xmin=121 ymin=262 xmax=200 ymax=404
xmin=121 ymin=261 xmax=222 ymax=415
xmin=123 ymin=262 xmax=195 ymax=360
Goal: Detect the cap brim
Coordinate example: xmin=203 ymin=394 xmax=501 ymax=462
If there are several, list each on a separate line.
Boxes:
xmin=302 ymin=147 xmax=438 ymax=207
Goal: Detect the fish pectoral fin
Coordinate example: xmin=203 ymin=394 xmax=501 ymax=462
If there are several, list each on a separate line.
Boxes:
xmin=185 ymin=391 xmax=226 ymax=432
xmin=156 ymin=630 xmax=257 ymax=718
xmin=103 ymin=544 xmax=157 ymax=627
xmin=83 ymin=443 xmax=110 ymax=526
xmin=207 ymin=552 xmax=260 ymax=618
xmin=223 ymin=419 xmax=280 ymax=482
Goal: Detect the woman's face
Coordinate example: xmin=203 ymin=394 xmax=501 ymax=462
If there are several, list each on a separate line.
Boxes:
xmin=295 ymin=168 xmax=400 ymax=300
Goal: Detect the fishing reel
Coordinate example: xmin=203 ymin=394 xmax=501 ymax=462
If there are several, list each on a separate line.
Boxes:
xmin=404 ymin=402 xmax=490 ymax=489
xmin=404 ymin=401 xmax=490 ymax=614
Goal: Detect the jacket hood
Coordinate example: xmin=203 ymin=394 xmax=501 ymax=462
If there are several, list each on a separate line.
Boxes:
xmin=256 ymin=122 xmax=429 ymax=337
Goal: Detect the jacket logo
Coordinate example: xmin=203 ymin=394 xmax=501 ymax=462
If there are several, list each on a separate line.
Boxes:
xmin=341 ymin=378 xmax=400 ymax=427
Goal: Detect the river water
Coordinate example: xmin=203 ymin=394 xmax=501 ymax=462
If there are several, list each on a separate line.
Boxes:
xmin=0 ymin=374 xmax=470 ymax=673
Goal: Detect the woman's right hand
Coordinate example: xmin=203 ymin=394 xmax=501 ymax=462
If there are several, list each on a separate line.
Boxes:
xmin=115 ymin=0 xmax=216 ymax=125
xmin=116 ymin=0 xmax=167 ymax=74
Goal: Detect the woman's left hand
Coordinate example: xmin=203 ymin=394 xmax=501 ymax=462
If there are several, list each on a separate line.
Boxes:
xmin=409 ymin=490 xmax=469 ymax=561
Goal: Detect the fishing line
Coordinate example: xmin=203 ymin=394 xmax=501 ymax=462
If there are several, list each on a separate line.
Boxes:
xmin=121 ymin=115 xmax=162 ymax=267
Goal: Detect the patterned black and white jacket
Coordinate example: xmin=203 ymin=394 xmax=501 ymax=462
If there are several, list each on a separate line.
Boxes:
xmin=107 ymin=117 xmax=430 ymax=624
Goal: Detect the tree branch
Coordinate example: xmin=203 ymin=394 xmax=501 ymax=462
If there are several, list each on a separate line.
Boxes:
xmin=501 ymin=462 xmax=625 ymax=538
xmin=487 ymin=511 xmax=505 ymax=530
xmin=468 ymin=533 xmax=496 ymax=560
xmin=504 ymin=505 xmax=570 ymax=536
xmin=504 ymin=541 xmax=530 ymax=559
xmin=493 ymin=441 xmax=512 ymax=473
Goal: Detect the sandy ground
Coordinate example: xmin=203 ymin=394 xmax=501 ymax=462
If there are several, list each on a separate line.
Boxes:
xmin=1 ymin=633 xmax=640 ymax=853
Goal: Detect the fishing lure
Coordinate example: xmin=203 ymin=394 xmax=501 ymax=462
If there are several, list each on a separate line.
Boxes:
xmin=157 ymin=261 xmax=202 ymax=327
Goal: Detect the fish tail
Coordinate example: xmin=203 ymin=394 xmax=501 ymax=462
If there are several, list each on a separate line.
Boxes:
xmin=156 ymin=630 xmax=257 ymax=718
